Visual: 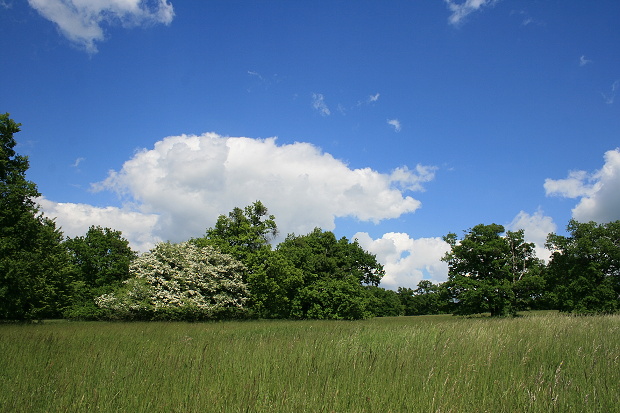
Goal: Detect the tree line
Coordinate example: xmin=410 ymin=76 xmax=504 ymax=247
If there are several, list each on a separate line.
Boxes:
xmin=1 ymin=113 xmax=619 ymax=321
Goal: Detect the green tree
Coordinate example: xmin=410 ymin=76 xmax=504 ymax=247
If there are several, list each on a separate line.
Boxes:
xmin=197 ymin=200 xmax=277 ymax=264
xmin=367 ymin=286 xmax=404 ymax=317
xmin=0 ymin=114 xmax=72 ymax=320
xmin=278 ymin=228 xmax=384 ymax=287
xmin=291 ymin=277 xmax=374 ymax=320
xmin=277 ymin=228 xmax=385 ymax=319
xmin=398 ymin=280 xmax=445 ymax=316
xmin=545 ymin=219 xmax=620 ymax=314
xmin=244 ymin=249 xmax=304 ymax=319
xmin=96 ymin=242 xmax=249 ymax=321
xmin=442 ymin=224 xmax=542 ymax=317
xmin=64 ymin=226 xmax=136 ymax=319
xmin=194 ymin=201 xmax=283 ymax=317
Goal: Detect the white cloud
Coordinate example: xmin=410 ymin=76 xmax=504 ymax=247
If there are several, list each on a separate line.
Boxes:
xmin=354 ymin=232 xmax=450 ymax=290
xmin=444 ymin=0 xmax=498 ymax=26
xmin=71 ymin=157 xmax=85 ymax=167
xmin=27 ymin=0 xmax=174 ymax=53
xmin=601 ymin=80 xmax=619 ymax=104
xmin=507 ymin=210 xmax=557 ymax=262
xmin=38 ymin=197 xmax=160 ymax=251
xmin=311 ymin=93 xmax=331 ymax=116
xmin=544 ymin=170 xmax=598 ymax=199
xmin=368 ymin=93 xmax=380 ymax=103
xmin=41 ymin=133 xmax=435 ymax=251
xmin=387 ymin=119 xmax=401 ymax=132
xmin=545 ymin=148 xmax=620 ymax=224
xmin=579 ymin=55 xmax=592 ymax=67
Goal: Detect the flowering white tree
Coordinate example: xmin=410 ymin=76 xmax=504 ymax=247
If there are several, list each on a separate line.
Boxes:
xmin=96 ymin=242 xmax=249 ymax=320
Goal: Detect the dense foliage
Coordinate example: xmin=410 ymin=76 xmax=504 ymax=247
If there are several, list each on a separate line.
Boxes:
xmin=96 ymin=242 xmax=249 ymax=320
xmin=2 ymin=114 xmax=619 ymax=320
xmin=442 ymin=224 xmax=544 ymax=317
xmin=545 ymin=220 xmax=620 ymax=314
xmin=64 ymin=226 xmax=136 ymax=319
xmin=0 ymin=113 xmax=73 ymax=320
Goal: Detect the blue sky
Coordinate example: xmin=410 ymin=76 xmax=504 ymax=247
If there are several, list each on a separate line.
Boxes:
xmin=2 ymin=0 xmax=619 ymax=289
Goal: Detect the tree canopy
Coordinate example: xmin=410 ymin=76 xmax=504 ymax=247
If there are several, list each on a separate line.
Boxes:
xmin=442 ymin=224 xmax=543 ymax=316
xmin=0 ymin=114 xmax=72 ymax=320
xmin=545 ymin=219 xmax=620 ymax=314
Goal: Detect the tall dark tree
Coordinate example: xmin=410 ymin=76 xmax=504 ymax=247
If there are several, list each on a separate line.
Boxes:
xmin=442 ymin=224 xmax=542 ymax=316
xmin=545 ymin=219 xmax=620 ymax=314
xmin=0 ymin=113 xmax=72 ymax=320
xmin=64 ymin=226 xmax=136 ymax=319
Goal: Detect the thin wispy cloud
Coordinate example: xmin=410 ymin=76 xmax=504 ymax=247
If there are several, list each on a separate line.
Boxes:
xmin=387 ymin=119 xmax=401 ymax=132
xmin=355 ymin=92 xmax=381 ymax=108
xmin=247 ymin=70 xmax=265 ymax=82
xmin=312 ymin=93 xmax=331 ymax=116
xmin=71 ymin=157 xmax=85 ymax=168
xmin=601 ymin=80 xmax=619 ymax=104
xmin=579 ymin=55 xmax=592 ymax=67
xmin=27 ymin=0 xmax=175 ymax=53
xmin=444 ymin=0 xmax=499 ymax=26
xmin=509 ymin=9 xmax=542 ymax=26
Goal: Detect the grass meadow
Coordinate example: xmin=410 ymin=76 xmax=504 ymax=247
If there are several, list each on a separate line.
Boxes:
xmin=1 ymin=313 xmax=618 ymax=412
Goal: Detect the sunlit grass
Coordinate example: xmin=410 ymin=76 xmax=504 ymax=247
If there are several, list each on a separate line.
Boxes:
xmin=1 ymin=313 xmax=618 ymax=412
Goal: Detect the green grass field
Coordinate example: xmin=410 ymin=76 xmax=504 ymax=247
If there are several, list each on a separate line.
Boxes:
xmin=1 ymin=313 xmax=618 ymax=412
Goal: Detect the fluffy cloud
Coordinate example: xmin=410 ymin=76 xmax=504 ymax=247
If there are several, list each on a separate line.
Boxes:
xmin=387 ymin=119 xmax=401 ymax=132
xmin=38 ymin=197 xmax=160 ymax=251
xmin=444 ymin=0 xmax=498 ymax=26
xmin=28 ymin=0 xmax=174 ymax=53
xmin=545 ymin=148 xmax=620 ymax=224
xmin=354 ymin=232 xmax=450 ymax=290
xmin=507 ymin=210 xmax=557 ymax=262
xmin=41 ymin=133 xmax=435 ymax=251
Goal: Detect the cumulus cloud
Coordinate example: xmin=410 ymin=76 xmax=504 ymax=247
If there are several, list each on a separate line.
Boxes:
xmin=38 ymin=197 xmax=160 ymax=251
xmin=444 ymin=0 xmax=498 ymax=26
xmin=311 ymin=93 xmax=330 ymax=116
xmin=545 ymin=148 xmax=620 ymax=224
xmin=507 ymin=210 xmax=557 ymax=262
xmin=387 ymin=119 xmax=401 ymax=132
xmin=40 ymin=133 xmax=435 ymax=251
xmin=27 ymin=0 xmax=174 ymax=53
xmin=354 ymin=232 xmax=450 ymax=290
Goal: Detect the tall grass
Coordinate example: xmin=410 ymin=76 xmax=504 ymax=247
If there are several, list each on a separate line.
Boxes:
xmin=1 ymin=313 xmax=618 ymax=412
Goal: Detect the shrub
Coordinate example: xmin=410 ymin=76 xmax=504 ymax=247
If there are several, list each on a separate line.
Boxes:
xmin=96 ymin=242 xmax=249 ymax=320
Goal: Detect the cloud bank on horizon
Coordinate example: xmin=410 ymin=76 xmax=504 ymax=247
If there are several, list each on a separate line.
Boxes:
xmin=41 ymin=133 xmax=435 ymax=249
xmin=38 ymin=126 xmax=620 ymax=289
